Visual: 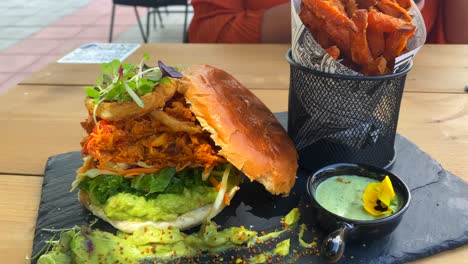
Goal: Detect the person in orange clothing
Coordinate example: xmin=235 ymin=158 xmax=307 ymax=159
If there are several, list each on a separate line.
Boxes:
xmin=419 ymin=0 xmax=468 ymax=44
xmin=188 ymin=0 xmax=291 ymax=43
xmin=418 ymin=0 xmax=446 ymax=43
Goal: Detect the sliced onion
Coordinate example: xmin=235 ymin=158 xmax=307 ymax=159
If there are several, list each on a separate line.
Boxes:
xmin=136 ymin=161 xmax=153 ymax=168
xmin=115 ymin=163 xmax=130 ymax=170
xmin=202 ymin=166 xmax=214 ymax=181
xmin=150 ymin=110 xmax=202 ymax=134
xmin=70 ymin=174 xmax=87 ymax=191
xmin=85 ymin=169 xmax=117 ymax=178
xmin=207 ymin=164 xmax=231 ymax=220
xmin=71 ymin=168 xmax=117 ymax=191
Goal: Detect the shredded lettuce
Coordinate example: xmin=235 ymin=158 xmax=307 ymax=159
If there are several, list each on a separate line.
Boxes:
xmin=130 ymin=167 xmax=176 ymax=195
xmin=80 ymin=175 xmax=131 ymax=205
xmin=78 ymin=167 xmax=225 ymax=206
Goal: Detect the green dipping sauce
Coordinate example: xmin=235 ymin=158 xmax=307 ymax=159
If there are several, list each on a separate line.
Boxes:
xmin=315 ymin=175 xmax=401 ymax=221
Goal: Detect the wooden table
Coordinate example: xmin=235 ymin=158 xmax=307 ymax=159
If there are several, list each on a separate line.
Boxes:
xmin=1 ymin=44 xmax=467 ymax=263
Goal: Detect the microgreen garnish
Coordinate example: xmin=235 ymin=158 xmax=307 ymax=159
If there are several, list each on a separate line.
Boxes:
xmin=84 ymin=55 xmax=183 ymax=123
xmin=158 ymin=60 xmax=183 ymax=78
xmin=119 ymin=65 xmax=144 ymax=108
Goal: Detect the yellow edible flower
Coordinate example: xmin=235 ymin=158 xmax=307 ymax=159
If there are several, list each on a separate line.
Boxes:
xmin=362 ymin=176 xmax=396 ymax=216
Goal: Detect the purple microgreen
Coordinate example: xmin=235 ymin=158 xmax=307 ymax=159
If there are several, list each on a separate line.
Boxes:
xmin=86 ymin=239 xmax=94 ymax=253
xmin=118 ymin=66 xmax=124 ymax=80
xmin=158 ymin=60 xmax=183 ymax=78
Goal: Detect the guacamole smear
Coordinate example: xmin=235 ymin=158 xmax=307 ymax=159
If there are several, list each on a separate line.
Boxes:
xmin=77 ymin=166 xmax=236 ymax=222
xmin=255 ymin=208 xmax=301 ymax=243
xmin=104 ymin=188 xmax=217 ymax=222
xmin=282 ymin=208 xmax=301 ymax=228
xmin=298 ymin=224 xmax=317 ymax=249
xmin=247 ymin=239 xmax=290 ymax=264
xmin=37 ymin=208 xmax=301 ymax=264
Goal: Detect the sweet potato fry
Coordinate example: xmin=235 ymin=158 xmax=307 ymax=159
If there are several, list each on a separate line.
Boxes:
xmin=395 ymin=0 xmax=412 ymax=10
xmin=303 ymin=0 xmax=358 ymax=32
xmin=368 ymin=9 xmax=409 ymax=32
xmin=362 ymin=56 xmax=390 ymax=75
xmin=367 ymin=26 xmax=385 ymax=57
xmin=384 ymin=23 xmax=416 ymax=62
xmin=299 ymin=4 xmax=321 ymax=31
xmin=326 ymin=25 xmax=353 ymax=53
xmin=330 ymin=0 xmax=347 ymax=15
xmin=350 ymin=9 xmax=373 ymax=64
xmin=298 ymin=0 xmax=417 ymax=75
xmin=300 ymin=6 xmax=332 ymax=48
xmin=343 ymin=0 xmax=358 ymax=18
xmin=326 ymin=45 xmax=341 ymax=59
xmin=356 ymin=0 xmax=377 ymax=9
xmin=301 ymin=2 xmax=353 ymax=53
xmin=377 ymin=0 xmax=412 ymax=21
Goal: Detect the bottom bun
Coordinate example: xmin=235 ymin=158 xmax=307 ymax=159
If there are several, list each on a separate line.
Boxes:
xmin=79 ymin=187 xmax=239 ymax=233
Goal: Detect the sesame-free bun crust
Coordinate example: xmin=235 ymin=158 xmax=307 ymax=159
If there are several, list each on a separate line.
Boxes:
xmin=180 ymin=65 xmax=298 ymax=195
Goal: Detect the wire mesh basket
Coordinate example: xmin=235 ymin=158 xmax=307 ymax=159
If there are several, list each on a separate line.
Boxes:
xmin=286 ymin=50 xmax=412 ymax=171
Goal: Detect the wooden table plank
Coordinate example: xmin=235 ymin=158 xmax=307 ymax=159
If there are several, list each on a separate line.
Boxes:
xmin=411 ymin=44 xmax=468 ymax=68
xmin=411 ymin=247 xmax=468 ymax=264
xmin=0 ymin=175 xmax=42 ymax=263
xmin=0 ymin=85 xmax=87 ymax=175
xmin=18 ymin=44 xmax=468 ymax=94
xmin=406 ymin=66 xmax=468 ymax=94
xmin=1 ymin=85 xmax=468 ymax=180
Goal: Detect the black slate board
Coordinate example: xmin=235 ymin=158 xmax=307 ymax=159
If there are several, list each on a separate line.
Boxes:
xmin=32 ymin=113 xmax=468 ymax=263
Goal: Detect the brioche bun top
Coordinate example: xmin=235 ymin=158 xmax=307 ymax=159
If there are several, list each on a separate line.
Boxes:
xmin=180 ymin=65 xmax=297 ymax=195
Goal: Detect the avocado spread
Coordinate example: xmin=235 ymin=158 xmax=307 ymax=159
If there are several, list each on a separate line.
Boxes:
xmin=247 ymin=239 xmax=291 ymax=264
xmin=104 ymin=188 xmax=217 ymax=222
xmin=37 ymin=208 xmax=301 ymax=264
xmin=77 ymin=166 xmax=235 ymax=222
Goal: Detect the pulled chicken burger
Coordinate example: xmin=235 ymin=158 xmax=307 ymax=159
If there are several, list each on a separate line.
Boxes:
xmin=72 ymin=58 xmax=298 ymax=233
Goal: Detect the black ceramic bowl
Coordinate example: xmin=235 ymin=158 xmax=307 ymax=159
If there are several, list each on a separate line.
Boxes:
xmin=306 ymin=163 xmax=411 ymax=263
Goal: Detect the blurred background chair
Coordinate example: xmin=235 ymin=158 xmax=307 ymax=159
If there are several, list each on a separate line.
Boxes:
xmin=109 ymin=0 xmax=191 ymax=43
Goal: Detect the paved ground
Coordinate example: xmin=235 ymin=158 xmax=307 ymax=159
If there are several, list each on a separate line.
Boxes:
xmin=115 ymin=7 xmax=193 ymax=43
xmin=0 ymin=0 xmax=93 ymax=50
xmin=0 ymin=0 xmax=188 ymax=94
